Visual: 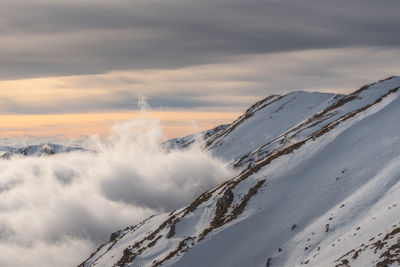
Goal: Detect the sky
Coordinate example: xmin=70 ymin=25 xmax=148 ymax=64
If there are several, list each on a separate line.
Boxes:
xmin=1 ymin=0 xmax=400 ymax=140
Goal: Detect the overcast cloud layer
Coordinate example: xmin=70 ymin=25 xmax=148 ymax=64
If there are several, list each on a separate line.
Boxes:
xmin=2 ymin=0 xmax=400 ymax=79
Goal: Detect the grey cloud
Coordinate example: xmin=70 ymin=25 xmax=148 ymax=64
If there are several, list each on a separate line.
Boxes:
xmin=0 ymin=92 xmax=243 ymax=114
xmin=1 ymin=0 xmax=400 ymax=80
xmin=1 ymin=47 xmax=400 ymax=113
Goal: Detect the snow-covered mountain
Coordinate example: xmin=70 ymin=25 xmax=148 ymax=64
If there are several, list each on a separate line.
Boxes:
xmin=81 ymin=76 xmax=400 ymax=267
xmin=165 ymin=124 xmax=230 ymax=151
xmin=0 ymin=143 xmax=84 ymax=159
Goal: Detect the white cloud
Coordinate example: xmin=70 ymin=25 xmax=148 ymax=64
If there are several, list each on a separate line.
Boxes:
xmin=0 ymin=115 xmax=234 ymax=267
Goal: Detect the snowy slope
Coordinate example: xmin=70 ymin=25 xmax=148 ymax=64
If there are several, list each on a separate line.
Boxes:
xmin=165 ymin=92 xmax=342 ymax=165
xmin=205 ymin=91 xmax=340 ymax=162
xmin=165 ymin=124 xmax=229 ymax=150
xmin=81 ymin=76 xmax=400 ymax=267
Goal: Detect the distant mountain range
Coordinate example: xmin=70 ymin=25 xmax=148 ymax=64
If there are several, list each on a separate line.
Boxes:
xmin=67 ymin=77 xmax=400 ymax=266
xmin=0 ymin=143 xmax=84 ymax=159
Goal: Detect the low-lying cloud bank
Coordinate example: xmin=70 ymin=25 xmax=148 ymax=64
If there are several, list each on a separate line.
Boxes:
xmin=0 ymin=116 xmax=234 ymax=267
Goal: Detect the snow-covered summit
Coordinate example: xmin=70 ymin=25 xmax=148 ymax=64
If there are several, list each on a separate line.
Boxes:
xmin=81 ymin=76 xmax=400 ymax=267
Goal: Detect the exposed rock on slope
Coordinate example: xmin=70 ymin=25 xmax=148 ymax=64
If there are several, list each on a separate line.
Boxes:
xmin=81 ymin=76 xmax=400 ymax=267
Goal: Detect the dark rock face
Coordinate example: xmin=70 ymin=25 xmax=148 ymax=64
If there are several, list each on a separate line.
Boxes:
xmin=109 ymin=230 xmax=122 ymax=242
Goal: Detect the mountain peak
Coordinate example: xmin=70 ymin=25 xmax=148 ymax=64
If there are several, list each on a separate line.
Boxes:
xmin=81 ymin=77 xmax=400 ymax=267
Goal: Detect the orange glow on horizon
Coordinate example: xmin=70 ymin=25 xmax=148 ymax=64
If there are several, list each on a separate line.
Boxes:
xmin=0 ymin=111 xmax=240 ymax=140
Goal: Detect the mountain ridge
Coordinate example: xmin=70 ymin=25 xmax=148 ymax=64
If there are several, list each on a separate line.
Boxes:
xmin=81 ymin=76 xmax=400 ymax=267
xmin=0 ymin=143 xmax=84 ymax=159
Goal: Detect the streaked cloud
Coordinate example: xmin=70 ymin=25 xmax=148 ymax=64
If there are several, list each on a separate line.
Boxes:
xmin=1 ymin=0 xmax=400 ymax=80
xmin=1 ymin=47 xmax=400 ymax=114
